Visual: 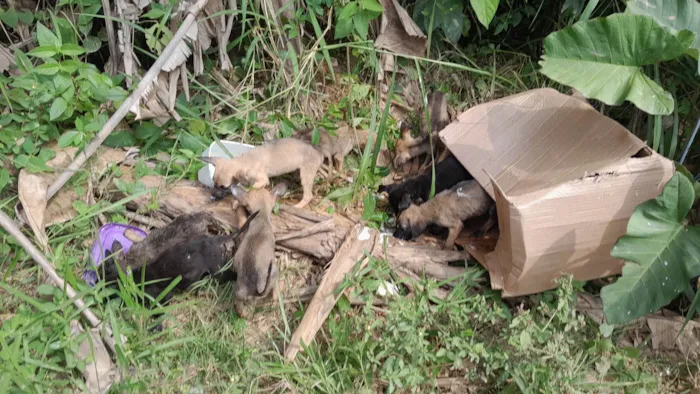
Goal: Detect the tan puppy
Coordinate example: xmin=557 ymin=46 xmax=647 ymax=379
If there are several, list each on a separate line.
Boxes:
xmin=200 ymin=138 xmax=324 ymax=208
xmin=394 ymin=91 xmax=451 ymax=168
xmin=293 ymin=125 xmax=370 ymax=178
xmin=230 ymin=182 xmax=287 ymax=317
xmin=394 ymin=180 xmax=496 ymax=249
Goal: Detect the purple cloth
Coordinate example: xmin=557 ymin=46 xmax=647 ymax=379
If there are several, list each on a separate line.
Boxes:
xmin=83 ymin=223 xmax=148 ymax=287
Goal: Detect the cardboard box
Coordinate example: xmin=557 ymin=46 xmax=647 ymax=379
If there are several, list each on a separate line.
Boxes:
xmin=439 ymin=88 xmax=674 ymax=297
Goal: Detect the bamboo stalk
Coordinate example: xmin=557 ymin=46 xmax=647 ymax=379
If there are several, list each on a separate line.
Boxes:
xmin=0 ymin=211 xmax=120 ymax=352
xmin=46 ymin=0 xmax=210 ymax=201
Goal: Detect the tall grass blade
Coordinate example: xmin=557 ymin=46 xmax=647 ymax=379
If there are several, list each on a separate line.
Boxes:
xmin=579 ymin=0 xmax=599 ymax=22
xmin=371 ymin=61 xmax=397 ymax=174
xmin=309 ymin=9 xmax=335 ymax=82
xmin=669 ymin=98 xmax=679 ymax=159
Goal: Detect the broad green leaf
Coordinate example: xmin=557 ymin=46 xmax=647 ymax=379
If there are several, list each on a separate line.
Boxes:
xmin=334 ymin=18 xmax=354 ymax=39
xmin=675 ymin=163 xmax=700 ymax=201
xmin=134 ymin=122 xmax=161 ymax=140
xmin=470 ymin=0 xmax=499 ymax=28
xmin=104 ymin=130 xmax=137 ymax=148
xmin=601 ymin=173 xmax=700 ymax=325
xmin=362 ymin=0 xmax=383 ymax=13
xmin=0 ymin=7 xmax=19 ymax=28
xmin=353 ymin=10 xmax=371 ymax=40
xmin=14 ymin=49 xmax=32 ymax=71
xmin=0 ymin=168 xmax=9 ymax=193
xmin=413 ymin=0 xmax=465 ymax=43
xmin=338 ymin=2 xmax=358 ymax=20
xmin=17 ymin=10 xmax=33 ymax=25
xmin=361 ymin=192 xmax=376 ymax=221
xmin=627 ymin=0 xmax=700 ymax=74
xmin=36 ymin=22 xmax=60 ymax=47
xmin=53 ymin=73 xmax=73 ymax=95
xmin=311 ymin=127 xmax=320 ymax=145
xmin=539 ymin=14 xmax=694 ymax=115
xmin=141 ymin=6 xmax=166 ymax=19
xmin=58 ymin=130 xmax=78 ymax=148
xmin=83 ymin=36 xmax=102 ymax=53
xmin=27 ymin=45 xmax=58 ymax=58
xmin=60 ymin=43 xmax=86 ymax=56
xmin=50 ymin=97 xmax=68 ymax=120
xmin=32 ymin=62 xmax=61 ymax=75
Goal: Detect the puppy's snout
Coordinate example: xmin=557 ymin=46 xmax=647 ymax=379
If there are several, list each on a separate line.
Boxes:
xmin=393 ymin=226 xmax=410 ymax=240
xmin=210 ymin=186 xmax=231 ymax=201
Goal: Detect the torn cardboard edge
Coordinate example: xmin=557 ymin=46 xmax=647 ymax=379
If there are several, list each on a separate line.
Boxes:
xmin=439 ymin=88 xmax=675 ymax=297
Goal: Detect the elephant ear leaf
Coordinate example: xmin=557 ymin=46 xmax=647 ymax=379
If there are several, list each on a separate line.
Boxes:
xmin=539 ymin=14 xmax=694 ymax=115
xmin=601 ymin=173 xmax=700 ymax=325
xmin=626 ymin=0 xmax=700 ymax=75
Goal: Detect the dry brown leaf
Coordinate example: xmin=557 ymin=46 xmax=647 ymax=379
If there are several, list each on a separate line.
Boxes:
xmin=647 ymin=315 xmax=700 ymax=357
xmin=375 ymin=0 xmax=427 ymax=60
xmin=70 ymin=321 xmax=120 ymax=394
xmin=576 ymin=293 xmax=605 ymax=324
xmin=161 ymin=22 xmax=198 ymax=72
xmin=16 ymin=145 xmax=127 ymax=251
xmin=0 ymin=44 xmax=16 ymax=73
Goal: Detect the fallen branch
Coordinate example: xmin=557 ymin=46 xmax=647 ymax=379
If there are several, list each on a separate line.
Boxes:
xmin=275 ymin=219 xmax=334 ymax=242
xmin=0 ymin=211 xmax=121 ymax=352
xmin=46 ymin=0 xmax=210 ymax=201
xmin=123 ymin=211 xmax=169 ymax=229
xmin=285 ymin=224 xmax=377 ymax=362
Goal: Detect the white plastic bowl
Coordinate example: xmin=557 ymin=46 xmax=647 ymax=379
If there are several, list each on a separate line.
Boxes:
xmin=198 ymin=140 xmax=255 ymax=188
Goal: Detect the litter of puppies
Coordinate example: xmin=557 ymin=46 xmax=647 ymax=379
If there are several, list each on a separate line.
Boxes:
xmin=70 ymin=86 xmax=675 ymax=364
xmin=81 ymin=89 xmax=488 ymax=325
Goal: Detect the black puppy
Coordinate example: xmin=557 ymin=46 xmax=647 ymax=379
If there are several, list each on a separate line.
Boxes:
xmin=380 ymin=155 xmax=473 ymax=214
xmin=101 ymin=210 xmax=259 ymax=302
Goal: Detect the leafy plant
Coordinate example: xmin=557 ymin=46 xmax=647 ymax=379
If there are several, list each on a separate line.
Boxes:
xmin=601 ymin=173 xmax=700 ymax=325
xmin=626 ymin=0 xmax=700 ymax=75
xmin=413 ymin=0 xmax=466 ymax=43
xmin=470 ymin=0 xmax=500 ymax=28
xmin=0 ymin=21 xmax=126 ymax=192
xmin=539 ymin=14 xmax=694 ymax=116
xmin=334 ymin=0 xmax=383 ymax=40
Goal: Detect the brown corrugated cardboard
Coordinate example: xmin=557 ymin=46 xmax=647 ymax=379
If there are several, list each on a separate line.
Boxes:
xmin=440 ymin=88 xmax=675 ymax=297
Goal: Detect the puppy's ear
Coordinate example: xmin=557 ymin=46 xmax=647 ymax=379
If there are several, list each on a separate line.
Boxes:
xmin=112 ymin=240 xmax=123 ymax=254
xmin=199 ymin=156 xmax=222 ymax=166
xmin=230 ymin=185 xmax=249 ymax=202
xmin=271 ymin=183 xmax=288 ymax=199
xmin=398 ymin=194 xmax=412 ymax=211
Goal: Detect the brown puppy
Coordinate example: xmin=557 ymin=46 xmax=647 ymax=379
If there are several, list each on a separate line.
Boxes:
xmin=394 ymin=91 xmax=451 ymax=168
xmin=394 ymin=180 xmax=496 ymax=249
xmin=293 ymin=125 xmax=371 ymax=178
xmin=230 ymin=182 xmax=287 ymax=316
xmin=200 ymin=138 xmax=323 ymax=208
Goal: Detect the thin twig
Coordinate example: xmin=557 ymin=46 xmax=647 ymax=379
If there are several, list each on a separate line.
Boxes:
xmin=123 ymin=211 xmax=168 ymax=229
xmin=0 ymin=211 xmax=120 ymax=352
xmin=46 ymin=0 xmax=210 ymax=201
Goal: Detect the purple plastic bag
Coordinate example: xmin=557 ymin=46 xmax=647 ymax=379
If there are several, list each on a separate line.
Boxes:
xmin=83 ymin=223 xmax=148 ymax=287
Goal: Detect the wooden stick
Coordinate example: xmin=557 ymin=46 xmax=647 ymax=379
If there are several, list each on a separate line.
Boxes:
xmin=123 ymin=211 xmax=168 ymax=229
xmin=275 ymin=219 xmax=334 ymax=242
xmin=0 ymin=211 xmax=120 ymax=352
xmin=45 ymin=0 xmax=210 ymax=201
xmin=284 ymin=224 xmax=376 ymax=362
xmin=100 ymin=0 xmax=119 ymax=74
xmin=279 ymin=205 xmax=330 ymax=223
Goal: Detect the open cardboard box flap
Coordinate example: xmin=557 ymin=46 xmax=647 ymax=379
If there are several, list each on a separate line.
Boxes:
xmin=440 ymin=88 xmax=675 ymax=297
